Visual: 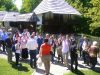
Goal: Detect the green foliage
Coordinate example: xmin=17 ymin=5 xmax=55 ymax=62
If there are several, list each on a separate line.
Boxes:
xmin=0 ymin=0 xmax=18 ymax=11
xmin=64 ymin=69 xmax=100 ymax=75
xmin=0 ymin=0 xmax=99 ymax=36
xmin=89 ymin=0 xmax=100 ymax=35
xmin=66 ymin=0 xmax=100 ymax=36
xmin=0 ymin=58 xmax=32 ymax=75
xmin=20 ymin=0 xmax=41 ymax=13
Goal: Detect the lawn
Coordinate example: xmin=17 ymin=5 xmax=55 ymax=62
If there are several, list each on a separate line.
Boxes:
xmin=64 ymin=69 xmax=100 ymax=75
xmin=0 ymin=58 xmax=33 ymax=75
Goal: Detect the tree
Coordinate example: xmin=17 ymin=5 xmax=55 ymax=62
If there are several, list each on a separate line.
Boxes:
xmin=65 ymin=0 xmax=91 ymax=33
xmin=0 ymin=0 xmax=18 ymax=11
xmin=89 ymin=0 xmax=100 ymax=35
xmin=66 ymin=0 xmax=100 ymax=36
xmin=20 ymin=0 xmax=41 ymax=13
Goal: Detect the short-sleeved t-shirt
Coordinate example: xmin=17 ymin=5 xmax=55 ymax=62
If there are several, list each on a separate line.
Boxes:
xmin=41 ymin=43 xmax=51 ymax=55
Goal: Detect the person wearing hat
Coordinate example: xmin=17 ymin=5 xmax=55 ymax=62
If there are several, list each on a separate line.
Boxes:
xmin=88 ymin=41 xmax=99 ymax=69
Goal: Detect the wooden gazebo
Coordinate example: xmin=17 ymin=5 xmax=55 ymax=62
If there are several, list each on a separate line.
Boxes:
xmin=0 ymin=11 xmax=39 ymax=33
xmin=34 ymin=0 xmax=81 ymax=34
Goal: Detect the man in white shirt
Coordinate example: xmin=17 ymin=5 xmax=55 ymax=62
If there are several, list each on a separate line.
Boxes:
xmin=62 ymin=35 xmax=70 ymax=69
xmin=82 ymin=37 xmax=89 ymax=64
xmin=26 ymin=34 xmax=38 ymax=69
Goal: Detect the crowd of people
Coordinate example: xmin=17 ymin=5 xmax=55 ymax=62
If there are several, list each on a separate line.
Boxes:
xmin=0 ymin=28 xmax=99 ymax=75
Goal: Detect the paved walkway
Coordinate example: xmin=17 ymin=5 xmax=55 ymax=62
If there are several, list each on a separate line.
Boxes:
xmin=33 ymin=58 xmax=100 ymax=75
xmin=0 ymin=50 xmax=100 ymax=75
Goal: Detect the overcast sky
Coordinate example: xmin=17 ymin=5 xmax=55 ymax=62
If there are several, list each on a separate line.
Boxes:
xmin=15 ymin=0 xmax=22 ymax=10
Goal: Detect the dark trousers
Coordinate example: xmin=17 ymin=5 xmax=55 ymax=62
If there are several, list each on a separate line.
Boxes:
xmin=2 ymin=40 xmax=6 ymax=52
xmin=51 ymin=47 xmax=56 ymax=63
xmin=53 ymin=47 xmax=56 ymax=57
xmin=70 ymin=52 xmax=78 ymax=70
xmin=21 ymin=48 xmax=28 ymax=59
xmin=90 ymin=57 xmax=97 ymax=68
xmin=0 ymin=40 xmax=2 ymax=48
xmin=79 ymin=46 xmax=82 ymax=57
xmin=29 ymin=50 xmax=37 ymax=68
xmin=51 ymin=53 xmax=54 ymax=63
xmin=82 ymin=51 xmax=89 ymax=64
xmin=6 ymin=47 xmax=12 ymax=63
xmin=15 ymin=53 xmax=20 ymax=65
xmin=37 ymin=46 xmax=41 ymax=54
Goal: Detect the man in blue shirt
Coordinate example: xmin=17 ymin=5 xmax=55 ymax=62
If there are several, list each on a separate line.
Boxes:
xmin=1 ymin=30 xmax=8 ymax=52
xmin=0 ymin=29 xmax=3 ymax=50
xmin=37 ymin=34 xmax=43 ymax=54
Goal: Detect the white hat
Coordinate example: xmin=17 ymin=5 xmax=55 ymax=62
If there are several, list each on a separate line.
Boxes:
xmin=92 ymin=41 xmax=98 ymax=46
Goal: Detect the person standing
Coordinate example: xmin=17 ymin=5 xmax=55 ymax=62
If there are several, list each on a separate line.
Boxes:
xmin=70 ymin=36 xmax=78 ymax=71
xmin=13 ymin=31 xmax=21 ymax=44
xmin=26 ymin=34 xmax=38 ymax=69
xmin=79 ymin=35 xmax=84 ymax=58
xmin=0 ymin=29 xmax=3 ymax=50
xmin=88 ymin=41 xmax=99 ymax=69
xmin=20 ymin=33 xmax=28 ymax=59
xmin=1 ymin=30 xmax=8 ymax=52
xmin=23 ymin=29 xmax=30 ymax=38
xmin=37 ymin=34 xmax=43 ymax=54
xmin=62 ymin=35 xmax=70 ymax=69
xmin=56 ymin=37 xmax=63 ymax=63
xmin=15 ymin=41 xmax=21 ymax=66
xmin=49 ymin=35 xmax=55 ymax=63
xmin=5 ymin=33 xmax=12 ymax=63
xmin=82 ymin=36 xmax=89 ymax=65
xmin=39 ymin=39 xmax=52 ymax=75
xmin=45 ymin=34 xmax=54 ymax=63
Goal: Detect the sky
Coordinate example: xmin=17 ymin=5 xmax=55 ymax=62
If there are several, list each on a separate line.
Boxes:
xmin=15 ymin=0 xmax=22 ymax=10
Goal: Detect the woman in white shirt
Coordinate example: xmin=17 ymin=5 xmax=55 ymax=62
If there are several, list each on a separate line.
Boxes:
xmin=15 ymin=41 xmax=21 ymax=66
xmin=62 ymin=35 xmax=70 ymax=69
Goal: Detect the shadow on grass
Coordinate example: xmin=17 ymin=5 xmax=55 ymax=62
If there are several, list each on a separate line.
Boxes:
xmin=91 ymin=67 xmax=100 ymax=73
xmin=71 ymin=70 xmax=84 ymax=75
xmin=11 ymin=62 xmax=29 ymax=72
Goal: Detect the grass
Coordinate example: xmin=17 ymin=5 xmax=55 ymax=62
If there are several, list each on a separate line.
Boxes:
xmin=64 ymin=69 xmax=100 ymax=75
xmin=0 ymin=58 xmax=33 ymax=75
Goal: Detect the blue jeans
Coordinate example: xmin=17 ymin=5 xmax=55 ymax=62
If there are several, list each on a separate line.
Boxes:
xmin=29 ymin=50 xmax=37 ymax=68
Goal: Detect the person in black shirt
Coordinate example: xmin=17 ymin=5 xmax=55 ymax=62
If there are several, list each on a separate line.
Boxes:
xmin=70 ymin=36 xmax=78 ymax=71
xmin=5 ymin=34 xmax=12 ymax=63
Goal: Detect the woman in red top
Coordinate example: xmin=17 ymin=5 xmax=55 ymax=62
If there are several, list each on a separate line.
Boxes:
xmin=39 ymin=39 xmax=52 ymax=75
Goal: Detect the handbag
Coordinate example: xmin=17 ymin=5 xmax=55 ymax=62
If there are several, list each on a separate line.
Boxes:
xmin=37 ymin=57 xmax=42 ymax=67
